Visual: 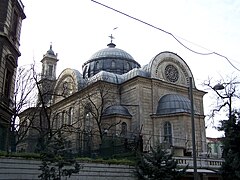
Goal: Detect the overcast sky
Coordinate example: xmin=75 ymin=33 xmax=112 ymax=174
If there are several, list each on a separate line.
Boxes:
xmin=19 ymin=0 xmax=240 ymax=137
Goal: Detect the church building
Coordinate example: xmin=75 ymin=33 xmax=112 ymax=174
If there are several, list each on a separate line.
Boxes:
xmin=19 ymin=38 xmax=207 ymax=156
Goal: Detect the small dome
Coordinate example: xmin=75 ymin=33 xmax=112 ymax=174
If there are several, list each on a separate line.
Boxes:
xmin=82 ymin=43 xmax=140 ymax=78
xmin=103 ymin=105 xmax=132 ymax=117
xmin=156 ymin=94 xmax=199 ymax=115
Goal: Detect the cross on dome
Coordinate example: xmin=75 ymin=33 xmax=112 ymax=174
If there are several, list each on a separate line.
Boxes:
xmin=109 ymin=34 xmax=114 ymax=43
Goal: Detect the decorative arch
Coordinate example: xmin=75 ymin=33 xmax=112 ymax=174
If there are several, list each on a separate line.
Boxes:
xmin=143 ymin=51 xmax=195 ymax=87
xmin=53 ymin=68 xmax=85 ymax=103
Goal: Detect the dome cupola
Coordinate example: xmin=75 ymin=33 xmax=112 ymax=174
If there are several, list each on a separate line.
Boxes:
xmin=82 ymin=40 xmax=140 ymax=79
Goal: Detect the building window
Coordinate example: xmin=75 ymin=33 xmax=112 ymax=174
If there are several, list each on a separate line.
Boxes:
xmin=68 ymin=107 xmax=73 ymax=125
xmin=4 ymin=68 xmax=13 ymax=98
xmin=84 ymin=112 xmax=92 ymax=132
xmin=111 ymin=60 xmax=116 ymax=68
xmin=163 ymin=121 xmax=172 ymax=144
xmin=11 ymin=10 xmax=19 ymax=38
xmin=55 ymin=113 xmax=60 ymax=129
xmin=60 ymin=111 xmax=65 ymax=127
xmin=0 ymin=125 xmax=7 ymax=151
xmin=121 ymin=122 xmax=127 ymax=136
xmin=48 ymin=65 xmax=53 ymax=76
xmin=3 ymin=55 xmax=16 ymax=100
xmin=83 ymin=112 xmax=92 ymax=152
xmin=95 ymin=61 xmax=100 ymax=70
xmin=126 ymin=62 xmax=130 ymax=70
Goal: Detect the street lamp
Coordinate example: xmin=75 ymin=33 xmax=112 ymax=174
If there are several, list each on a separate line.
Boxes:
xmin=189 ymin=77 xmax=198 ymax=180
xmin=213 ymin=84 xmax=225 ymax=91
xmin=213 ymin=83 xmax=232 ymax=120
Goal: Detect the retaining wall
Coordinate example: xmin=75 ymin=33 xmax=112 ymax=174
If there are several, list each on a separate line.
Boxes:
xmin=0 ymin=158 xmax=136 ymax=180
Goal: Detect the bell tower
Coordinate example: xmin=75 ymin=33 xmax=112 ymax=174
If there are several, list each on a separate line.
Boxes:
xmin=41 ymin=44 xmax=58 ymax=80
xmin=38 ymin=45 xmax=58 ymax=106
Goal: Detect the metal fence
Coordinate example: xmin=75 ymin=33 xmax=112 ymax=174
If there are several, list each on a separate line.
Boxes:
xmin=78 ymin=134 xmax=142 ymax=158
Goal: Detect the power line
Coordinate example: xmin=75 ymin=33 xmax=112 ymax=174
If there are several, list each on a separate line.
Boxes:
xmin=91 ymin=0 xmax=240 ymax=72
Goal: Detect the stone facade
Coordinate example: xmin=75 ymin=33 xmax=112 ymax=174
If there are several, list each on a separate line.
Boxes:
xmin=0 ymin=0 xmax=25 ymax=151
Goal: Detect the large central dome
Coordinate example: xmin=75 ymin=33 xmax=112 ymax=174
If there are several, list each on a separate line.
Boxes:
xmin=82 ymin=43 xmax=140 ymax=78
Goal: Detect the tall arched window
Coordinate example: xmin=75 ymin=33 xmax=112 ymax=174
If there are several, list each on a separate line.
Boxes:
xmin=3 ymin=55 xmax=15 ymax=99
xmin=84 ymin=112 xmax=92 ymax=132
xmin=64 ymin=111 xmax=68 ymax=124
xmin=164 ymin=121 xmax=172 ymax=144
xmin=121 ymin=122 xmax=127 ymax=136
xmin=61 ymin=111 xmax=65 ymax=127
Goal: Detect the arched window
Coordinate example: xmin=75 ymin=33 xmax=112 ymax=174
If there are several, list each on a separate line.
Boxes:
xmin=3 ymin=55 xmax=15 ymax=99
xmin=64 ymin=111 xmax=68 ymax=124
xmin=163 ymin=121 xmax=172 ymax=144
xmin=55 ymin=113 xmax=60 ymax=129
xmin=121 ymin=122 xmax=127 ymax=136
xmin=111 ymin=60 xmax=116 ymax=68
xmin=126 ymin=62 xmax=130 ymax=70
xmin=61 ymin=111 xmax=65 ymax=127
xmin=68 ymin=107 xmax=74 ymax=125
xmin=83 ymin=112 xmax=92 ymax=152
xmin=48 ymin=65 xmax=53 ymax=76
xmin=96 ymin=61 xmax=100 ymax=70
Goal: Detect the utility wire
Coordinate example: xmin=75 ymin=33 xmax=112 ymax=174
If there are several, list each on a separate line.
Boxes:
xmin=91 ymin=0 xmax=240 ymax=72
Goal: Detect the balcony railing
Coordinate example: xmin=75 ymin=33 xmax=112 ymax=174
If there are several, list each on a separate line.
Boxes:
xmin=175 ymin=156 xmax=223 ymax=169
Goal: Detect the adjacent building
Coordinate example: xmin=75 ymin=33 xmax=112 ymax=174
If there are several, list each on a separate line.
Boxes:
xmin=0 ymin=0 xmax=25 ymax=151
xmin=207 ymin=137 xmax=223 ymax=159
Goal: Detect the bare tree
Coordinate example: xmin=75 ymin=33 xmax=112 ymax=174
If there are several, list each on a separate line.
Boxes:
xmin=81 ymin=81 xmax=121 ymax=142
xmin=17 ymin=64 xmax=82 ymax=152
xmin=15 ymin=63 xmax=56 ymax=152
xmin=203 ymin=76 xmax=240 ymax=121
xmin=16 ymin=67 xmax=124 ymax=155
xmin=8 ymin=64 xmax=37 ymax=152
xmin=203 ymin=76 xmax=240 ymax=179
